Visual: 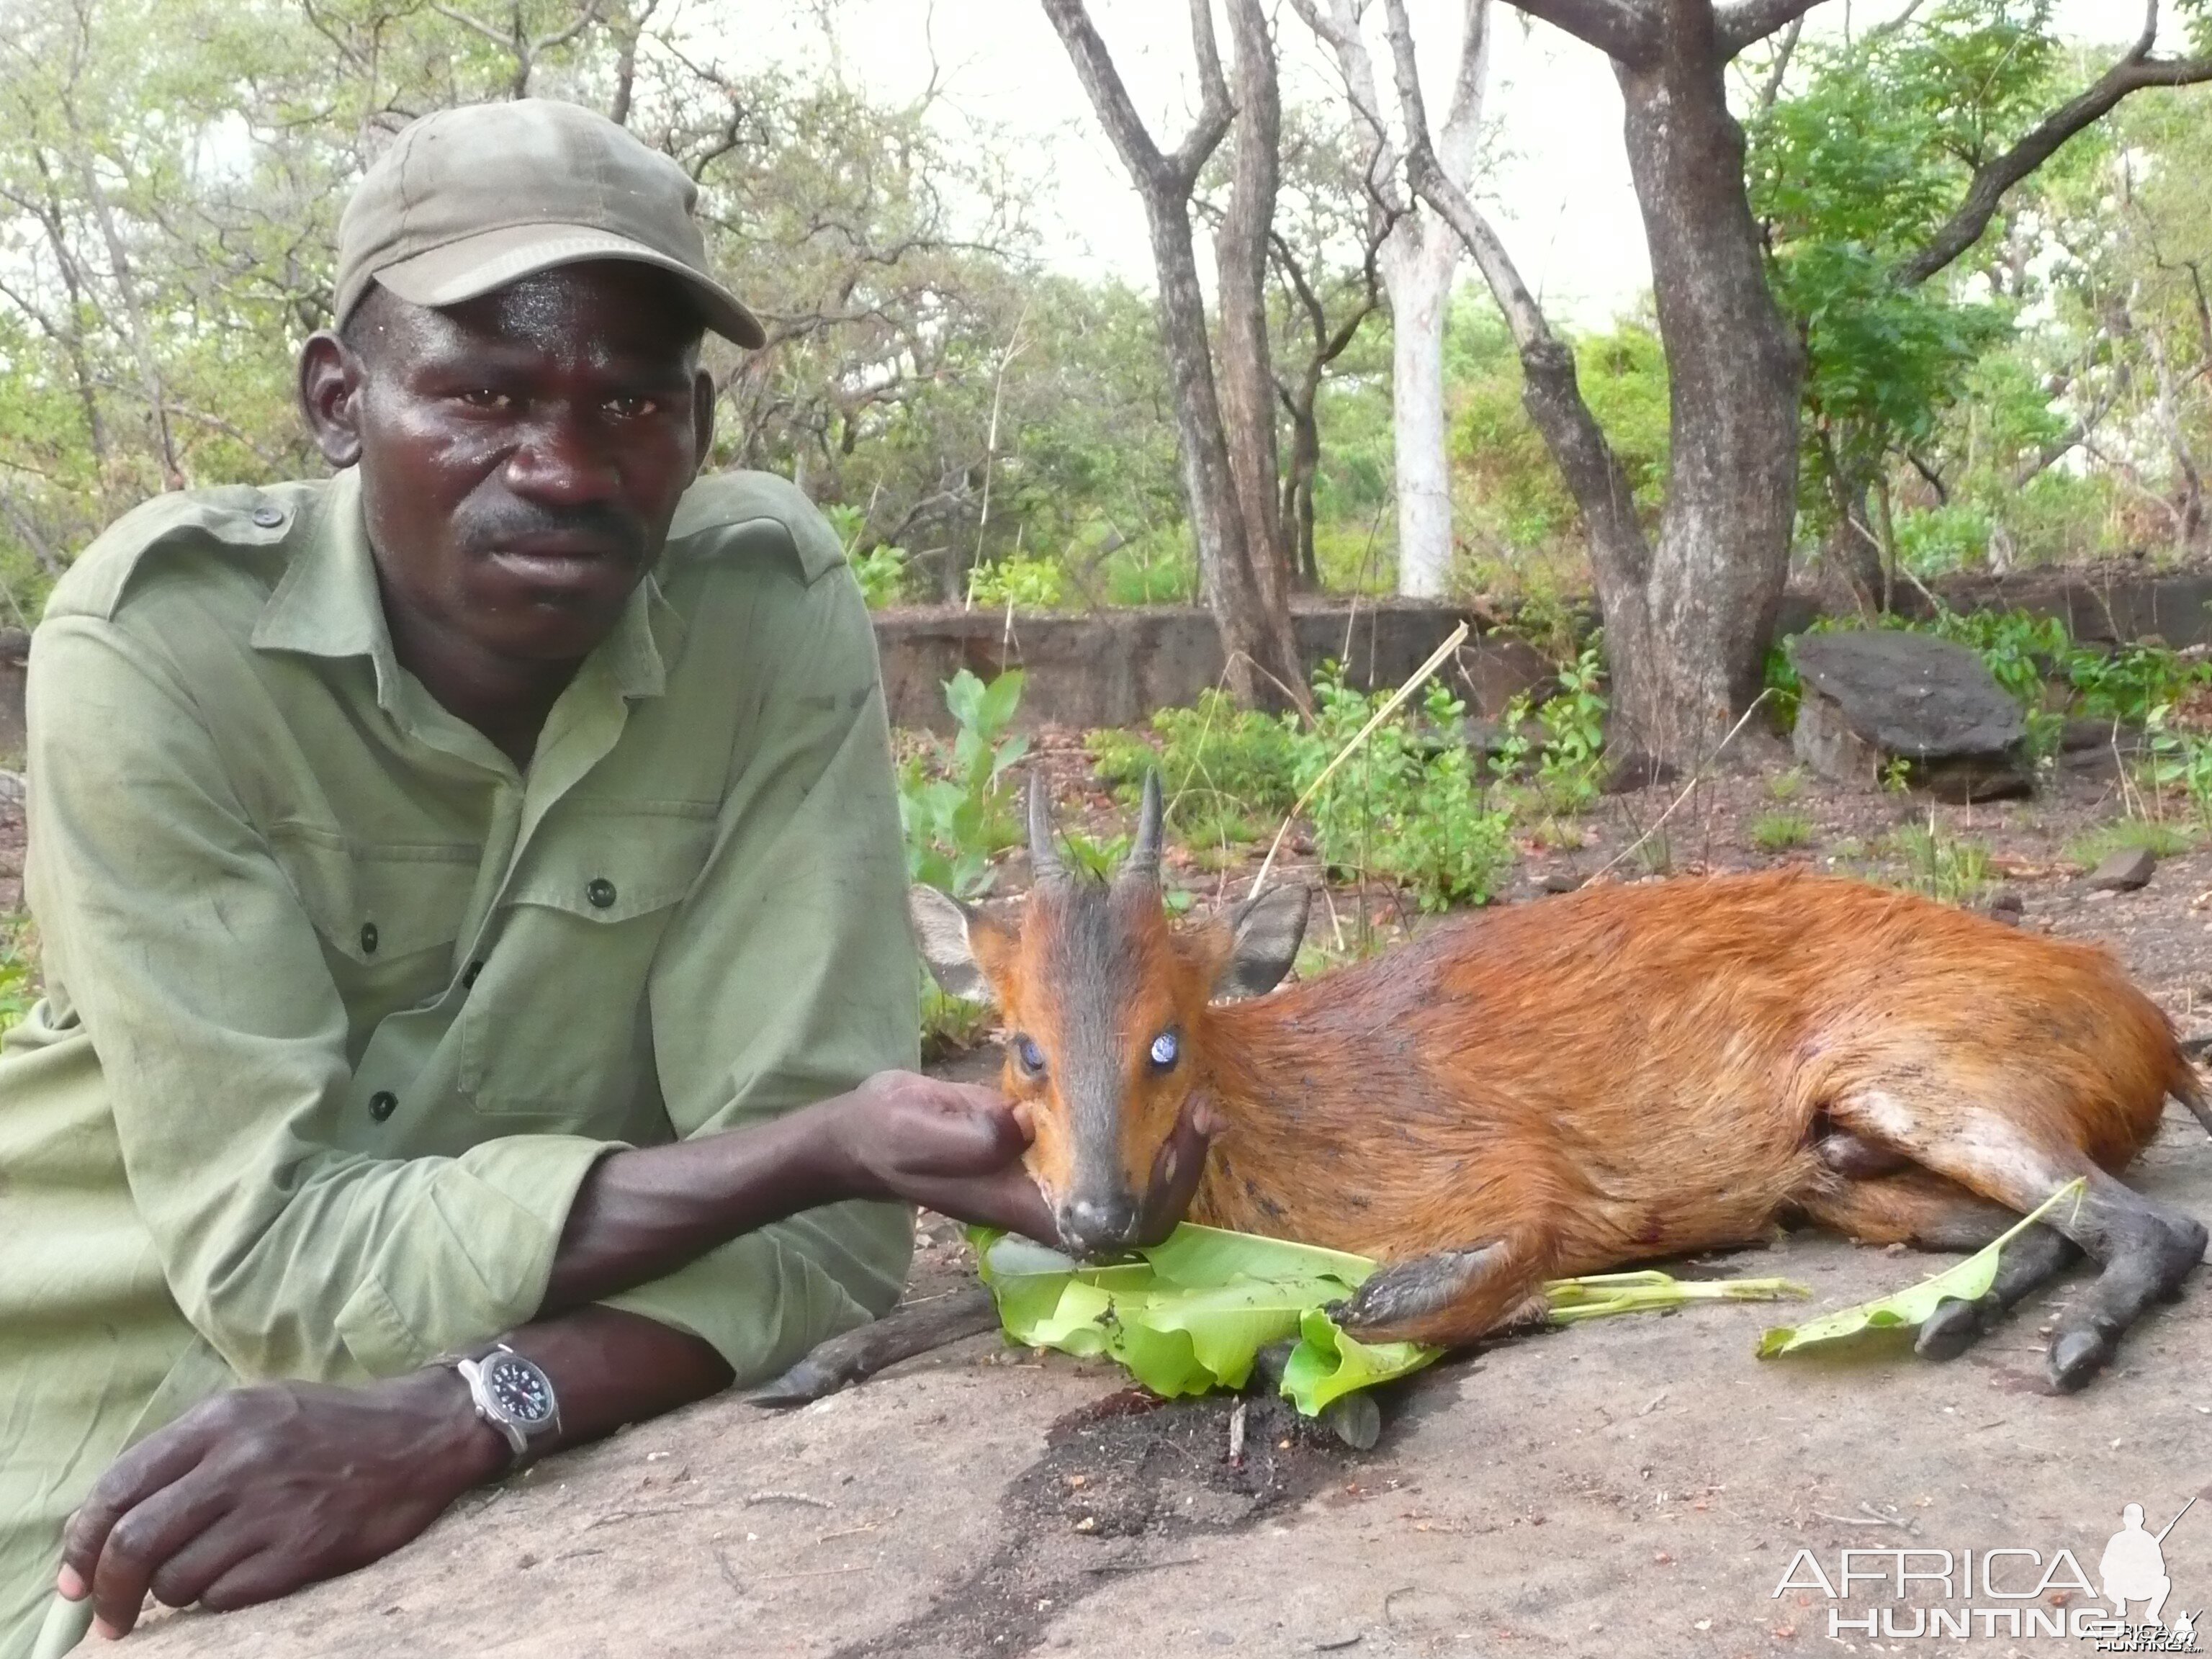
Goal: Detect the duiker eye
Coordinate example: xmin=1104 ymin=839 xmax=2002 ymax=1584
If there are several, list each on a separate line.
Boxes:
xmin=1148 ymin=1030 xmax=1180 ymax=1069
xmin=1014 ymin=1035 xmax=1047 ymax=1076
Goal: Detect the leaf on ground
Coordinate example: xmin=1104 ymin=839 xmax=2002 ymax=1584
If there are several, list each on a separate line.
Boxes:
xmin=974 ymin=1225 xmax=1809 ymax=1416
xmin=1756 ymin=1177 xmax=2087 ymax=1359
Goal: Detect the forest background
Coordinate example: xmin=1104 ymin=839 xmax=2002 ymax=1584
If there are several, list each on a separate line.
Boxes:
xmin=2 ymin=0 xmax=2208 ymax=727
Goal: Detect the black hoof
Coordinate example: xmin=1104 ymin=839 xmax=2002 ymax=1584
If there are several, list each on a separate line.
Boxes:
xmin=2046 ymin=1326 xmax=2112 ymax=1392
xmin=1914 ymin=1297 xmax=1982 ymax=1362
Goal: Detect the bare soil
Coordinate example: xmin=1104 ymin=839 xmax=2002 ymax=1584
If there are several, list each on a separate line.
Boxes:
xmin=88 ymin=747 xmax=2212 ymax=1659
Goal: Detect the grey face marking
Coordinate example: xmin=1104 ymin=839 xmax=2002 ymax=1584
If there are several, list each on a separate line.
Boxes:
xmin=1035 ymin=873 xmax=1150 ymax=1241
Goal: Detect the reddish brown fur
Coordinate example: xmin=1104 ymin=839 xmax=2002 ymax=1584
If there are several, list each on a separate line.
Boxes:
xmin=971 ymin=868 xmax=2200 ymax=1350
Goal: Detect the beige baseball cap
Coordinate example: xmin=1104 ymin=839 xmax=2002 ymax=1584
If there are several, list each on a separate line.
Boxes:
xmin=335 ymin=98 xmax=763 ymax=348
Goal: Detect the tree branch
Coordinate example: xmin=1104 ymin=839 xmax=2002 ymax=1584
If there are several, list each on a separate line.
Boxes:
xmin=1382 ymin=0 xmax=1650 ymax=580
xmin=1496 ymin=0 xmax=1656 ymax=66
xmin=1899 ymin=13 xmax=2212 ymax=287
xmin=1040 ymin=0 xmax=1182 ymax=196
xmin=1714 ymin=0 xmax=1830 ymax=58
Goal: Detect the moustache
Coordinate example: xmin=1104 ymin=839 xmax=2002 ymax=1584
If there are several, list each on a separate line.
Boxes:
xmin=456 ymin=500 xmax=650 ymax=562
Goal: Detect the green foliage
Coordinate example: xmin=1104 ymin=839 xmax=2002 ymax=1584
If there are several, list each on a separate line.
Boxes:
xmin=1087 ymin=689 xmax=1303 ymax=848
xmin=1884 ymin=819 xmax=1994 ymax=905
xmin=0 ymin=914 xmax=36 ymax=1033
xmin=1298 ymin=670 xmax=1515 ymax=912
xmin=1748 ymin=1 xmax=2062 ymax=552
xmin=850 ymin=543 xmax=912 ymax=608
xmin=1750 ymin=811 xmax=1814 ymax=852
xmin=966 ymin=552 xmax=1068 ymax=610
xmin=1454 ymin=302 xmax=1672 ymax=555
xmin=900 ymin=670 xmax=1028 ymax=901
xmin=1532 ymin=644 xmax=1609 ymax=809
xmin=2141 ymin=702 xmax=2212 ymax=824
xmin=2064 ymin=818 xmax=2196 ymax=869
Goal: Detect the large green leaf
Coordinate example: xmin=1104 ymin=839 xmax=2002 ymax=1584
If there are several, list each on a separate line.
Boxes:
xmin=1757 ymin=1177 xmax=2086 ymax=1358
xmin=1279 ymin=1306 xmax=1439 ymax=1416
xmin=975 ymin=1224 xmax=1806 ymax=1418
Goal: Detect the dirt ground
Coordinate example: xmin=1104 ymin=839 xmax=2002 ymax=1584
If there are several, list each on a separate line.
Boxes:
xmin=82 ymin=747 xmax=2212 ymax=1658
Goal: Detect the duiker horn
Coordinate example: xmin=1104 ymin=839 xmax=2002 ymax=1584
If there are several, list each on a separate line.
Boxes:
xmin=1028 ymin=771 xmax=1066 ymax=884
xmin=1120 ymin=770 xmax=1164 ymax=885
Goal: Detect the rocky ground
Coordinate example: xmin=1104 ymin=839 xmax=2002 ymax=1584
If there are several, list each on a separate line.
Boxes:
xmin=40 ymin=745 xmax=2212 ymax=1659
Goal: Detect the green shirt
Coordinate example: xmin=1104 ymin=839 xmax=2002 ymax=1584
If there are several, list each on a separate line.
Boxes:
xmin=0 ymin=467 xmax=918 ymax=1658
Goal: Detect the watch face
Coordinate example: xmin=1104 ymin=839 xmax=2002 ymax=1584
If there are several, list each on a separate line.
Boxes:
xmin=484 ymin=1354 xmax=556 ymax=1429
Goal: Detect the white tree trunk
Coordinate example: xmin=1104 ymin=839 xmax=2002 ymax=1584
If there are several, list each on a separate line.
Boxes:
xmin=1385 ymin=221 xmax=1460 ymax=598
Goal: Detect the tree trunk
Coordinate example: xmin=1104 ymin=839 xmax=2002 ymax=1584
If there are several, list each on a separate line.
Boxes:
xmin=1597 ymin=12 xmax=1803 ymax=768
xmin=1382 ymin=222 xmax=1459 ymax=597
xmin=1211 ymin=0 xmax=1305 ymax=702
xmin=1040 ymin=0 xmax=1305 ymax=709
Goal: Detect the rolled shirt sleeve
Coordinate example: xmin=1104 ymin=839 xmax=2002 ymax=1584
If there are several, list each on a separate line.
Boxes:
xmin=25 ymin=618 xmax=610 ymax=1385
xmin=602 ymin=557 xmax=919 ymax=1381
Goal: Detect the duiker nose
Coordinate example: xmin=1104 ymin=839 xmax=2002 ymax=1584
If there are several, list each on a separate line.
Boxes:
xmin=1058 ymin=1192 xmax=1140 ymax=1257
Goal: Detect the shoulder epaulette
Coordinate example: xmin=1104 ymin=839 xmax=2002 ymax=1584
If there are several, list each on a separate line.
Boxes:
xmin=48 ymin=480 xmax=330 ymax=621
xmin=665 ymin=472 xmax=848 ymax=585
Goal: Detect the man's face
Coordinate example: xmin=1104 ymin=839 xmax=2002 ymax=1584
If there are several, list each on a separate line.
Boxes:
xmin=303 ymin=261 xmax=714 ymax=665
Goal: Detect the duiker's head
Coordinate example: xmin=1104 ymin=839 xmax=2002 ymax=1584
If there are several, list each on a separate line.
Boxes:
xmin=909 ymin=773 xmax=1310 ymax=1257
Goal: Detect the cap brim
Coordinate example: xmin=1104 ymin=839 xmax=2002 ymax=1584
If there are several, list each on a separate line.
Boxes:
xmin=371 ymin=222 xmax=765 ymax=349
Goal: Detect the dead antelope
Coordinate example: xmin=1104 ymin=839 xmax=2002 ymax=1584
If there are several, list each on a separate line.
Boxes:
xmin=904 ymin=774 xmax=2211 ymax=1394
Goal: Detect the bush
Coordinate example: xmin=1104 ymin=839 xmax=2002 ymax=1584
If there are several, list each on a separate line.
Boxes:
xmin=967 ymin=553 xmax=1067 ymax=609
xmin=1297 ymin=670 xmax=1515 ymax=911
xmin=901 ymin=669 xmax=1028 ymax=900
xmin=1087 ymin=690 xmax=1305 ymax=848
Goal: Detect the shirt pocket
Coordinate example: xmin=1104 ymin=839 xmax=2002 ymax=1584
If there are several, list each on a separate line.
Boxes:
xmin=266 ymin=822 xmax=478 ymax=1033
xmin=457 ymin=806 xmax=716 ymax=1123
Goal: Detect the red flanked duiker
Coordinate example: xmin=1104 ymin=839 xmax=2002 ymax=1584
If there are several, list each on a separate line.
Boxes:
xmin=912 ymin=774 xmax=2212 ymax=1392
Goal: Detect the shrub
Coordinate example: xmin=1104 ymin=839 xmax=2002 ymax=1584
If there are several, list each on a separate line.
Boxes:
xmin=1295 ymin=670 xmax=1515 ymax=911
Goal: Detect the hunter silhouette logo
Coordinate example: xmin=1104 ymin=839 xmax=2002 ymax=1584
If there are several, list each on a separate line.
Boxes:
xmin=2100 ymin=1497 xmax=2194 ymax=1634
xmin=1770 ymin=1483 xmax=2208 ymax=1646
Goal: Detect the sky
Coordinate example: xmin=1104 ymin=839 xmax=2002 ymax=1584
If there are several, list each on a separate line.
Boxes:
xmin=757 ymin=0 xmax=2165 ymax=327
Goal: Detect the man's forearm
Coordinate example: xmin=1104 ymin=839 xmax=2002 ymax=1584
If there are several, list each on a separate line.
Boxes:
xmin=500 ymin=1305 xmax=734 ymax=1449
xmin=539 ymin=1094 xmax=854 ymax=1314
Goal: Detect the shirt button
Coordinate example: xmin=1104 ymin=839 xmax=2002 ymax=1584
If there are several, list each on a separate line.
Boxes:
xmin=251 ymin=503 xmax=285 ymax=529
xmin=586 ymin=878 xmax=616 ymax=909
xmin=359 ymin=922 xmax=379 ymax=955
xmin=368 ymin=1090 xmax=397 ymax=1121
xmin=462 ymin=960 xmax=483 ymax=988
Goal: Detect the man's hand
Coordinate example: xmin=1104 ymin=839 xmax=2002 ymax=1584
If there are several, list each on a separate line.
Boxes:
xmin=57 ymin=1367 xmax=501 ymax=1638
xmin=824 ymin=1071 xmax=1056 ymax=1241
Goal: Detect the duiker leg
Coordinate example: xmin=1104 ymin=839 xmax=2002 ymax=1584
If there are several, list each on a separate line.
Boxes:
xmin=1832 ymin=1094 xmax=2207 ymax=1390
xmin=749 ymin=1286 xmax=1001 ymax=1406
xmin=1333 ymin=1237 xmax=1552 ymax=1349
xmin=1799 ymin=1169 xmax=2083 ymax=1360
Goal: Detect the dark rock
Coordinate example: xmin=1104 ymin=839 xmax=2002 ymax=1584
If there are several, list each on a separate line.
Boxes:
xmin=1603 ymin=752 xmax=1681 ymax=793
xmin=1986 ymin=889 xmax=2024 ymax=925
xmin=1787 ymin=630 xmax=2030 ymax=797
xmin=2087 ymin=847 xmax=2157 ymax=892
xmin=1540 ymin=871 xmax=1583 ymax=894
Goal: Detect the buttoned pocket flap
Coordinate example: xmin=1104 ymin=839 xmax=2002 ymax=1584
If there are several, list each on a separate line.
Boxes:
xmin=268 ymin=821 xmax=478 ymax=965
xmin=503 ymin=806 xmax=715 ymax=924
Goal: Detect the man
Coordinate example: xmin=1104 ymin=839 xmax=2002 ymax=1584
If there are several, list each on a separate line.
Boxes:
xmin=0 ymin=98 xmax=1186 ymax=1656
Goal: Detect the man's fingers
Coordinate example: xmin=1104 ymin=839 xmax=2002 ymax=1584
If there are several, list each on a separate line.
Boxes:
xmin=146 ymin=1510 xmax=262 ymax=1612
xmin=59 ymin=1421 xmax=216 ymax=1604
xmin=1133 ymin=1096 xmax=1222 ymax=1246
xmin=86 ymin=1476 xmax=233 ymax=1638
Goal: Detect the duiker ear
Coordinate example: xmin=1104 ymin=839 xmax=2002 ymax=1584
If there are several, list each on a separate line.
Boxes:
xmin=909 ymin=885 xmax=997 ymax=1006
xmin=1212 ymin=884 xmax=1310 ymax=1000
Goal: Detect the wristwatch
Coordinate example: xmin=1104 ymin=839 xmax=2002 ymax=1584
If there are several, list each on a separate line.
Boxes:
xmin=453 ymin=1343 xmax=562 ymax=1472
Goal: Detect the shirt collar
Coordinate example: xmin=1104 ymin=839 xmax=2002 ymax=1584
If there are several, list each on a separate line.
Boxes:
xmin=251 ymin=467 xmax=678 ymax=704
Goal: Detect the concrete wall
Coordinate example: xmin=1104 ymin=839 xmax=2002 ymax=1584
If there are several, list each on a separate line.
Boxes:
xmin=876 ymin=599 xmax=1558 ymax=733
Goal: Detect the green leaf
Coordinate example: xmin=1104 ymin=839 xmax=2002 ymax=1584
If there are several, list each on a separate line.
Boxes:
xmin=1280 ymin=1306 xmax=1439 ymax=1416
xmin=978 ymin=670 xmax=1025 ymax=736
xmin=1757 ymin=1177 xmax=2086 ymax=1358
xmin=972 ymin=1224 xmax=1806 ymax=1418
xmin=943 ymin=668 xmax=986 ymax=731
